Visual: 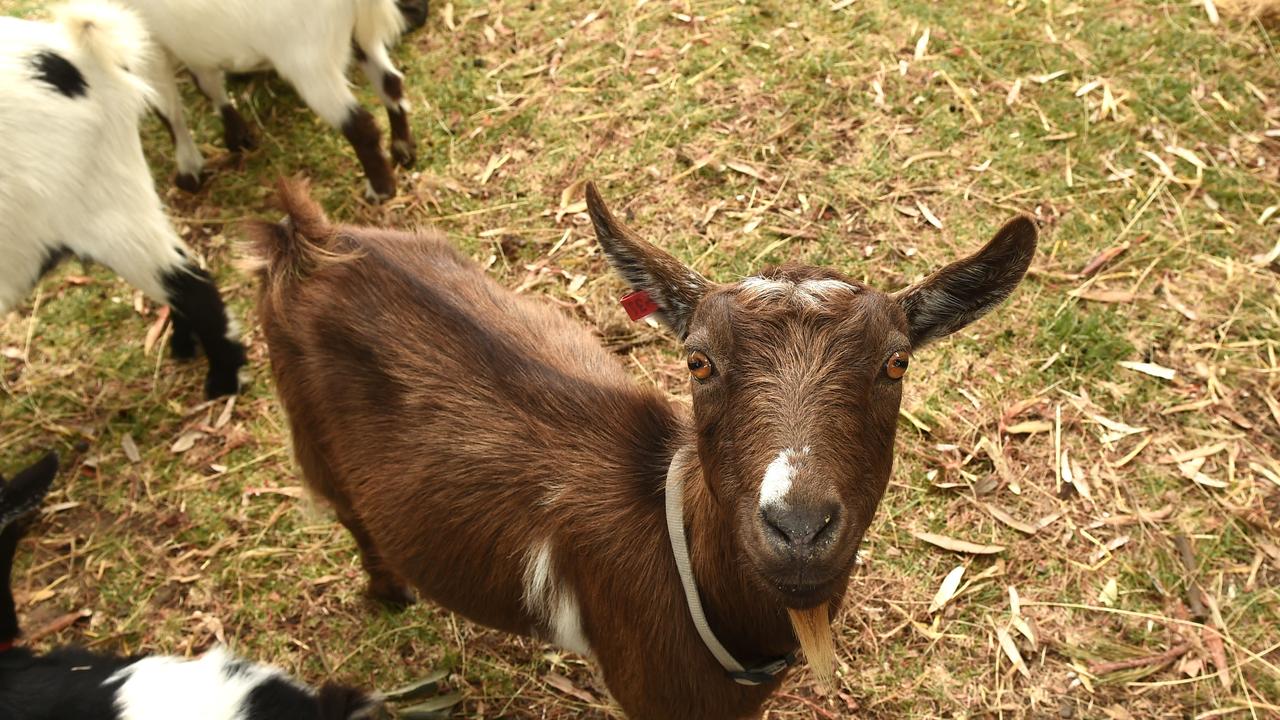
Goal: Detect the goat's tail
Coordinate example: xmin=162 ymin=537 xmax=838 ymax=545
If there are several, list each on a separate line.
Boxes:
xmin=354 ymin=0 xmax=407 ymax=52
xmin=0 ymin=452 xmax=59 ymax=648
xmin=54 ymin=1 xmax=151 ymax=84
xmin=243 ymin=179 xmax=359 ymax=306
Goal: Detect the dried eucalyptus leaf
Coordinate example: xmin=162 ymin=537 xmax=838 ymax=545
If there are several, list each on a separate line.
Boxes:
xmin=381 ymin=670 xmax=450 ymax=702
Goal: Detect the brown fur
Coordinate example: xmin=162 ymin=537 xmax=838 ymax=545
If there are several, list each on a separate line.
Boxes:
xmin=339 ymin=108 xmax=394 ymax=198
xmin=250 ymin=181 xmax=1036 ymax=719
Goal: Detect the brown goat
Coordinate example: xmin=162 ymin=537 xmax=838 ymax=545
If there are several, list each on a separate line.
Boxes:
xmin=250 ymin=181 xmax=1036 ymax=719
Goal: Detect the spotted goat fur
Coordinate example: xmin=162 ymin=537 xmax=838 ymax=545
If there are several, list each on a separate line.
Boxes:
xmin=119 ymin=0 xmax=414 ymax=201
xmin=0 ymin=1 xmax=245 ymax=398
xmin=0 ymin=452 xmax=378 ymax=720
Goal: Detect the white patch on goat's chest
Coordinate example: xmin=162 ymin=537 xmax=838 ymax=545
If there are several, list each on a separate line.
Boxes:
xmin=110 ymin=647 xmax=288 ymax=720
xmin=522 ymin=540 xmax=591 ymax=657
xmin=760 ymin=446 xmax=810 ymax=509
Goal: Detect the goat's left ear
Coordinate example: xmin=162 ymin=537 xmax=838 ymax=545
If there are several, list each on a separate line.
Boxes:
xmin=316 ymin=684 xmax=380 ymax=720
xmin=894 ymin=216 xmax=1038 ymax=347
xmin=585 ymin=182 xmax=711 ymax=339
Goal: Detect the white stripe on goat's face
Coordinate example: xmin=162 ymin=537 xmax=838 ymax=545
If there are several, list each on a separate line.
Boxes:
xmin=110 ymin=647 xmax=294 ymax=720
xmin=759 ymin=446 xmax=810 ymax=510
xmin=522 ymin=540 xmax=591 ymax=656
xmin=738 ymin=276 xmax=858 ymax=307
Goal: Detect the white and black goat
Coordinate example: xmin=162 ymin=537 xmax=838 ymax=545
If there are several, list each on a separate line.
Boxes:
xmin=0 ymin=1 xmax=245 ymax=398
xmin=0 ymin=452 xmax=379 ymax=720
xmin=120 ymin=0 xmax=415 ymax=200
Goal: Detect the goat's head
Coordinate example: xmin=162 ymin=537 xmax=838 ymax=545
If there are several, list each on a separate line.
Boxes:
xmin=585 ymin=184 xmax=1036 ymax=609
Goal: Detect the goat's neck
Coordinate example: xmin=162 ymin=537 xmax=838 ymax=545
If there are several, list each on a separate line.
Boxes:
xmin=673 ymin=445 xmax=799 ymax=664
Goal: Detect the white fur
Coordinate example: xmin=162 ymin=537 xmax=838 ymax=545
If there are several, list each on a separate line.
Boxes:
xmin=522 ymin=540 xmax=591 ymax=656
xmin=119 ymin=0 xmax=407 ymax=186
xmin=0 ymin=2 xmax=194 ymax=312
xmin=760 ymin=447 xmax=809 ymax=509
xmin=111 ymin=647 xmax=298 ymax=720
xmin=739 ymin=277 xmax=856 ymax=306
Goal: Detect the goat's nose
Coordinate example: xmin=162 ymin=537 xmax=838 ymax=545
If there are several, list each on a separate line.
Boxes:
xmin=762 ymin=501 xmax=840 ymax=550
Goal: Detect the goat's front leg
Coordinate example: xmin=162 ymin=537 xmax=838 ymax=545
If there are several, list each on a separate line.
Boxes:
xmin=84 ymin=233 xmax=245 ymax=397
xmin=160 ymin=256 xmax=246 ymax=398
xmin=189 ymin=67 xmax=256 ymax=153
xmin=277 ymin=60 xmax=396 ymax=201
xmin=142 ymin=51 xmax=205 ymax=193
xmin=355 ymin=43 xmax=415 ymax=168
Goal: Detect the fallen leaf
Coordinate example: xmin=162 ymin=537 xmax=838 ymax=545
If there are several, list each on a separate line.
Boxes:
xmin=121 ymin=434 xmax=141 ymax=464
xmin=545 ymin=673 xmax=597 ymax=703
xmin=1006 ymin=420 xmax=1052 ymax=435
xmin=725 ymin=160 xmax=766 ymax=181
xmin=1069 ymin=288 xmax=1135 ymax=304
xmin=929 ymin=564 xmax=965 ymax=613
xmin=916 ymin=200 xmax=943 ymax=229
xmin=1168 ymin=443 xmax=1227 ymax=464
xmin=914 ymin=27 xmax=930 ymax=60
xmin=996 ymin=626 xmax=1031 ymax=678
xmin=170 ymin=430 xmax=204 ymax=454
xmin=914 ymin=531 xmax=1005 ymax=555
xmin=982 ymin=503 xmax=1037 ymax=535
xmin=380 ymin=670 xmax=449 ymax=702
xmin=476 ymin=152 xmax=511 ymax=185
xmin=1203 ymin=0 xmax=1219 ymax=24
xmin=143 ymin=306 xmax=171 ymax=356
xmin=1202 ymin=626 xmax=1230 ymax=690
xmin=1078 ymin=241 xmax=1133 ymax=278
xmin=1118 ymin=361 xmax=1176 ymax=381
xmin=1098 ymin=577 xmax=1119 ymax=607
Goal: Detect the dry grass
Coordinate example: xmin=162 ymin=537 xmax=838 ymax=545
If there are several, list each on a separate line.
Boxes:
xmin=2 ymin=0 xmax=1279 ymax=717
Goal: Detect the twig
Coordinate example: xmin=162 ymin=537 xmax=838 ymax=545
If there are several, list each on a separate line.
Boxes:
xmin=1172 ymin=534 xmax=1207 ymax=619
xmin=1089 ymin=643 xmax=1190 ymax=675
xmin=26 ymin=608 xmax=92 ymax=643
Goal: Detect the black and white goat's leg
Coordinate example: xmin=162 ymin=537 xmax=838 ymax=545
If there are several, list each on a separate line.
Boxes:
xmin=355 ymin=43 xmax=415 ymax=168
xmin=142 ymin=51 xmax=205 ymax=193
xmin=90 ymin=238 xmax=244 ymax=398
xmin=189 ymin=66 xmax=256 ymax=153
xmin=160 ymin=256 xmax=246 ymax=398
xmin=277 ymin=59 xmax=396 ymax=201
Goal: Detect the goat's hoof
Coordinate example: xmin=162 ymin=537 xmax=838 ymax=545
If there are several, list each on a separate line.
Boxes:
xmin=203 ymin=343 xmax=247 ymax=398
xmin=363 ymin=179 xmax=394 ymax=204
xmin=175 ymin=172 xmax=204 ymax=194
xmin=367 ymin=579 xmax=416 ymax=610
xmin=391 ymin=140 xmax=416 ymax=168
xmin=169 ymin=331 xmax=197 ymax=361
xmin=225 ymin=132 xmax=257 ymax=153
xmin=204 ymin=370 xmax=241 ymax=399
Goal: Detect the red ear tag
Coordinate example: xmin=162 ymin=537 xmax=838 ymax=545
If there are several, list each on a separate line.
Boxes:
xmin=620 ymin=290 xmax=659 ymax=321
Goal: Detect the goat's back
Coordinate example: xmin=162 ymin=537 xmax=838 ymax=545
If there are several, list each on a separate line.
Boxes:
xmin=253 ymin=191 xmax=680 ymax=631
xmin=0 ymin=5 xmax=171 ymax=310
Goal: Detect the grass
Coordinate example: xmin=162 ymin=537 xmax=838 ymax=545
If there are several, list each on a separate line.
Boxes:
xmin=3 ymin=0 xmax=1280 ymax=717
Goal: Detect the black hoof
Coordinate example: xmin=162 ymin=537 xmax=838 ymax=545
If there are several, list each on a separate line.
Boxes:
xmin=364 ymin=177 xmax=395 ymax=203
xmin=169 ymin=329 xmax=197 ymax=360
xmin=203 ymin=342 xmax=247 ymax=398
xmin=225 ymin=129 xmax=257 ymax=153
xmin=175 ymin=172 xmax=203 ymax=193
xmin=221 ymin=105 xmax=257 ymax=153
xmin=391 ymin=139 xmax=416 ymax=168
xmin=367 ymin=579 xmax=416 ymax=610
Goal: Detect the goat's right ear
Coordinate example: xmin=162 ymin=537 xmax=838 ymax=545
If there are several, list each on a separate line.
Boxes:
xmin=585 ymin=182 xmax=710 ymax=339
xmin=893 ymin=216 xmax=1037 ymax=348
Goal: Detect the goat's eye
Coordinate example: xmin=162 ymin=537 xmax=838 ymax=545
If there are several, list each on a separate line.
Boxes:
xmin=688 ymin=351 xmax=714 ymax=381
xmin=885 ymin=350 xmax=910 ymax=380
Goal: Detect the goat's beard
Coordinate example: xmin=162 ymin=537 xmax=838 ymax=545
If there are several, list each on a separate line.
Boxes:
xmin=787 ymin=604 xmax=835 ymax=690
